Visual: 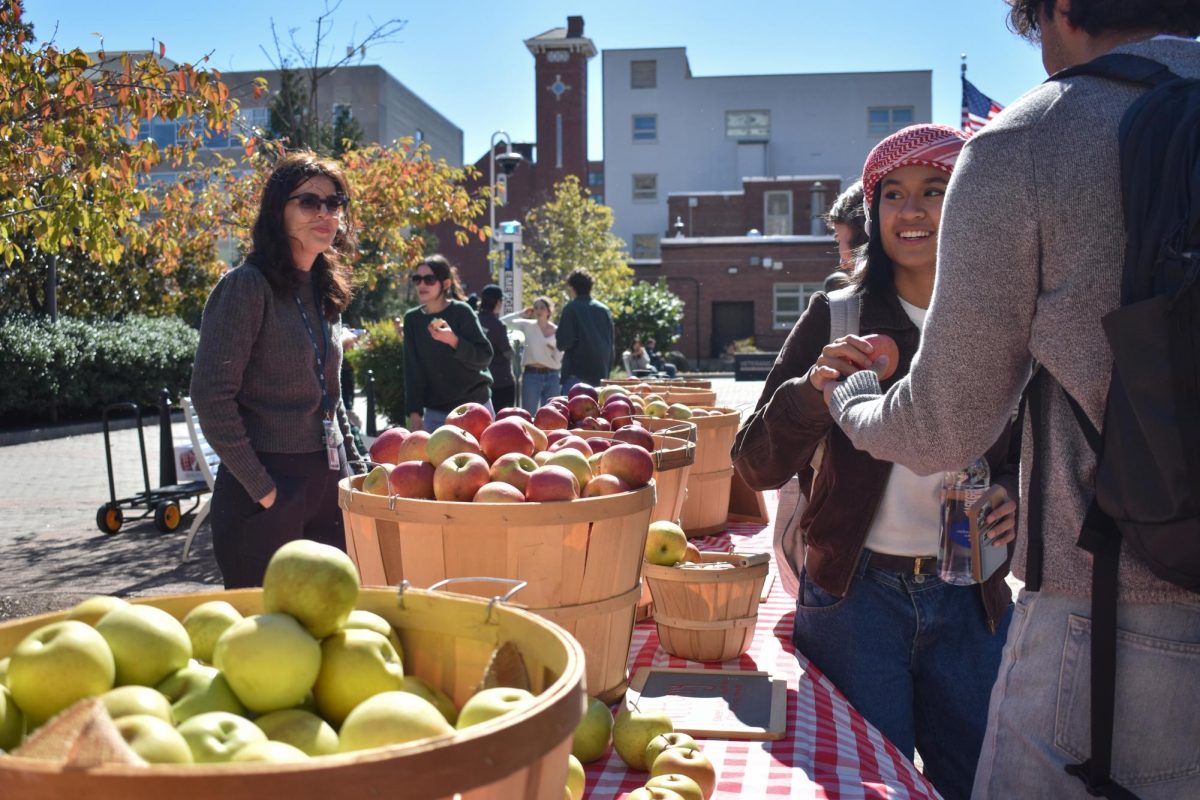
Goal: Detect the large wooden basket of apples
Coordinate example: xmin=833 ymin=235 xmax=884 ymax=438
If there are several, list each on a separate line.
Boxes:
xmin=0 ymin=541 xmax=586 ymax=800
xmin=344 ymin=386 xmax=674 ymax=703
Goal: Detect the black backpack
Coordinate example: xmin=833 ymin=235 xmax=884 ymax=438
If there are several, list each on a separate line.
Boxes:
xmin=1024 ymin=53 xmax=1200 ymax=800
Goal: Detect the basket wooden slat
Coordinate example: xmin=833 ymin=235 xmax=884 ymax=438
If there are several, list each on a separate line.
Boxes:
xmin=677 ymin=407 xmax=742 ymax=537
xmin=602 ymin=378 xmax=713 ymax=390
xmin=0 ymin=587 xmax=585 ymax=800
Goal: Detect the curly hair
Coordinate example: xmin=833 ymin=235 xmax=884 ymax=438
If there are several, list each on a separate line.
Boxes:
xmin=249 ymin=151 xmax=356 ymax=321
xmin=567 ymin=268 xmax=594 ymax=296
xmin=1006 ymin=0 xmax=1200 ymax=42
xmin=824 ymin=179 xmax=868 ymax=250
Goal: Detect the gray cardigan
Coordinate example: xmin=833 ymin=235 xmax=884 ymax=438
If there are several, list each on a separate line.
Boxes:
xmin=832 ymin=37 xmax=1199 ymax=604
xmin=191 ymin=262 xmax=359 ymax=502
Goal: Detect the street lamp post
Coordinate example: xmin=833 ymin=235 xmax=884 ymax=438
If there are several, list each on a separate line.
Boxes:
xmin=488 ymin=130 xmax=524 ymax=315
xmin=488 ymin=130 xmax=524 ymax=257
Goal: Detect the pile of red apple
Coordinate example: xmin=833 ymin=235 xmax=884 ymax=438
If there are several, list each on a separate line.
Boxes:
xmin=364 ymin=384 xmax=667 ymax=504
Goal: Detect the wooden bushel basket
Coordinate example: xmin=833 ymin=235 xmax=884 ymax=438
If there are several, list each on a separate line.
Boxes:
xmin=678 ymin=407 xmax=743 ymax=538
xmin=340 ymin=480 xmax=656 ymax=703
xmin=644 ymin=552 xmax=770 ymax=662
xmin=0 ymin=586 xmax=586 ymax=800
xmin=602 ymin=378 xmax=713 ymax=390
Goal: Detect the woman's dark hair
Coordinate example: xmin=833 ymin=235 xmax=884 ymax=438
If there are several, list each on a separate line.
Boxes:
xmin=479 ymin=284 xmax=504 ymax=313
xmin=1006 ymin=0 xmax=1200 ymax=42
xmin=824 ymin=179 xmax=869 ymax=249
xmin=849 ymin=187 xmax=896 ymax=297
xmin=567 ymin=268 xmax=594 ymax=296
xmin=419 ymin=254 xmax=466 ymax=302
xmin=249 ymin=151 xmax=356 ymax=321
xmin=533 ymin=295 xmax=555 ymax=316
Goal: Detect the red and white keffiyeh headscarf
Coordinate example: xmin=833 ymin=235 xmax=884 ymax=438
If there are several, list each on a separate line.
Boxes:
xmin=861 ymin=124 xmax=969 ymax=225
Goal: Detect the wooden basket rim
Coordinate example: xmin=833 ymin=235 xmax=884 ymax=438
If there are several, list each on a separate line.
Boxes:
xmin=572 ymin=430 xmax=696 ymax=471
xmin=642 ymin=552 xmax=769 ymax=584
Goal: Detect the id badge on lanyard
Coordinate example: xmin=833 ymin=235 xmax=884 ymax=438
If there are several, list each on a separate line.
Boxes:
xmin=295 ymin=287 xmax=342 ymax=472
xmin=323 ymin=418 xmax=341 ymax=471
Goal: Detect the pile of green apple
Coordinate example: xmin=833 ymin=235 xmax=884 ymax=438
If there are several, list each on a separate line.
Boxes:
xmin=0 ymin=540 xmax=542 ymax=766
xmin=363 ymin=393 xmax=658 ymax=503
xmin=644 ymin=521 xmax=703 ymax=568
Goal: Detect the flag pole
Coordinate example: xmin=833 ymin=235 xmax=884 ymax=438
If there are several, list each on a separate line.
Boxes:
xmin=961 ymin=53 xmax=967 ymax=79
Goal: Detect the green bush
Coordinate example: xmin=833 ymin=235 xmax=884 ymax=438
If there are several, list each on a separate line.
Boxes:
xmin=345 ymin=320 xmax=405 ymax=426
xmin=610 ymin=279 xmax=685 ymax=360
xmin=0 ymin=315 xmax=199 ymax=425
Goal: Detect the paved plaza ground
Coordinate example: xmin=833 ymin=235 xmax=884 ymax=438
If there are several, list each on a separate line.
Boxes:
xmin=0 ymin=378 xmax=766 ymax=621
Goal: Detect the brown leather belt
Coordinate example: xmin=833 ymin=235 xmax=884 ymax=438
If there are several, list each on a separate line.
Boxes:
xmin=524 ymin=365 xmax=559 ymax=374
xmin=866 ymin=550 xmax=939 ymax=576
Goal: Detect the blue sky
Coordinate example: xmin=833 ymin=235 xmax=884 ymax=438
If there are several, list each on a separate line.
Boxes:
xmin=27 ymin=1 xmax=1051 ymax=162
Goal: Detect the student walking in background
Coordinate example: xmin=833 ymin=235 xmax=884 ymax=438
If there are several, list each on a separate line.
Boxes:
xmin=823 ymin=179 xmax=868 ymax=291
xmin=477 ymin=284 xmax=516 ymax=411
xmin=402 ymin=255 xmax=493 ymax=433
xmin=501 ymin=295 xmax=562 ymax=412
xmin=191 ymin=151 xmax=364 ymax=589
xmin=556 ymin=268 xmax=614 ymax=392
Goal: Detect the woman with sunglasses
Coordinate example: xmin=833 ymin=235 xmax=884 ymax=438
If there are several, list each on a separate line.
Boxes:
xmin=732 ymin=125 xmax=1018 ymax=800
xmin=402 ymin=255 xmax=494 ymax=432
xmin=191 ymin=151 xmax=364 ymax=589
xmin=501 ymin=296 xmax=562 ymax=413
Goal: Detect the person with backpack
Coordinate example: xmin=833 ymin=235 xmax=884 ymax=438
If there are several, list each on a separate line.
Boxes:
xmin=732 ymin=124 xmax=1018 ymax=800
xmin=825 ymin=3 xmax=1200 ymax=798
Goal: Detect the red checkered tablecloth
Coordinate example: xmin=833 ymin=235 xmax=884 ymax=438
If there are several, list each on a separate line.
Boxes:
xmin=584 ymin=492 xmax=940 ymax=800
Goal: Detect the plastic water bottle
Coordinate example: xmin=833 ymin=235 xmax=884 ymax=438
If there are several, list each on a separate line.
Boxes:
xmin=938 ymin=457 xmax=990 ymax=585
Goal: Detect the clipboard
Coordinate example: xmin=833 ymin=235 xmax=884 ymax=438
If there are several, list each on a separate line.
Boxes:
xmin=625 ymin=667 xmax=787 ymax=740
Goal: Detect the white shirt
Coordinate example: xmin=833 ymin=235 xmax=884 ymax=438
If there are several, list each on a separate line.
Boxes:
xmin=500 ymin=312 xmax=563 ymax=370
xmin=862 ymin=297 xmax=944 ymax=557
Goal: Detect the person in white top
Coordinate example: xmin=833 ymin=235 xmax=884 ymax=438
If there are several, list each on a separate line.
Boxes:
xmin=501 ymin=296 xmax=563 ymax=412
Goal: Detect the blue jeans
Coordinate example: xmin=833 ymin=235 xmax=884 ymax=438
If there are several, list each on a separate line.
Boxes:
xmin=973 ymin=589 xmax=1200 ymax=799
xmin=561 ymin=374 xmax=582 ymax=396
xmin=520 ymin=369 xmax=560 ymax=413
xmin=422 ymin=399 xmax=494 ymax=433
xmin=793 ymin=551 xmax=1011 ymax=800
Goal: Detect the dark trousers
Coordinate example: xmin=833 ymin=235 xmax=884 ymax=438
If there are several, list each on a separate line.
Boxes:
xmin=210 ymin=451 xmax=347 ymax=589
xmin=491 ymin=385 xmax=516 ymax=412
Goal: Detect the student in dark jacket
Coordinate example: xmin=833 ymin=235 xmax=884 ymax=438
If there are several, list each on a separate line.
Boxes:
xmin=403 ymin=255 xmax=493 ymax=432
xmin=477 ymin=284 xmax=516 ymax=411
xmin=732 ymin=124 xmax=1016 ymax=800
xmin=555 ymin=268 xmax=614 ymax=392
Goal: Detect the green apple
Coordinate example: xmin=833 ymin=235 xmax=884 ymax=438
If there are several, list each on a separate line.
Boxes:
xmin=644 ymin=521 xmax=689 ymax=567
xmin=612 ymin=707 xmax=673 ymax=770
xmin=156 ymin=663 xmax=246 ymax=722
xmin=644 ymin=731 xmax=699 ymax=767
xmin=626 ymin=787 xmax=686 ymax=800
xmin=456 ymin=687 xmax=536 ymax=730
xmin=650 ymin=746 xmax=717 ymax=799
xmin=182 ymin=601 xmax=243 ymax=663
xmin=99 ymin=685 xmax=173 ymax=723
xmin=0 ymin=685 xmax=24 ymax=750
xmin=566 ymin=753 xmax=585 ymax=800
xmin=313 ymin=629 xmax=405 ymax=726
xmin=572 ymin=696 xmax=614 ymax=763
xmin=177 ymin=711 xmax=268 ymax=763
xmin=214 ymin=613 xmax=321 ymax=713
xmin=114 ymin=714 xmax=194 ymax=764
xmin=400 ymin=676 xmax=458 ymax=725
xmin=338 ymin=690 xmax=454 ymax=753
xmin=65 ymin=595 xmax=129 ymax=626
xmin=95 ymin=604 xmax=192 ymax=687
xmin=342 ymin=609 xmax=404 ymax=662
xmin=254 ymin=708 xmax=338 ymax=756
xmin=262 ymin=539 xmax=360 ymax=639
xmin=645 ymin=773 xmax=704 ymax=800
xmin=230 ymin=740 xmax=310 ymax=763
xmin=0 ymin=656 xmax=9 ymax=687
xmin=7 ymin=620 xmax=115 ymax=724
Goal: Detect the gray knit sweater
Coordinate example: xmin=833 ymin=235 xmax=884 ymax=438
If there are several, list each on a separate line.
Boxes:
xmin=191 ymin=262 xmax=360 ymax=502
xmin=832 ymin=38 xmax=1200 ymax=604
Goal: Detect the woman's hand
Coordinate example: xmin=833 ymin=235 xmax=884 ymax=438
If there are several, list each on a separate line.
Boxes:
xmin=982 ymin=486 xmax=1018 ymax=547
xmin=258 ymin=487 xmax=277 ymax=509
xmin=522 ymin=306 xmax=535 ymax=318
xmin=408 ymin=412 xmax=423 ymax=432
xmin=809 ymin=335 xmax=890 ymax=407
xmin=428 ymin=319 xmax=459 ymax=349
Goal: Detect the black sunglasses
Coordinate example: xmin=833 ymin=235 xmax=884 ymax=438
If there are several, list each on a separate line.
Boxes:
xmin=288 ymin=192 xmax=348 ymax=215
xmin=410 ymin=273 xmax=440 ymax=286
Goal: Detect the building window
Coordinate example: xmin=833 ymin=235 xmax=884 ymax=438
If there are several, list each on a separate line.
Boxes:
xmin=587 ymin=171 xmax=604 ymax=186
xmin=764 ymin=191 xmax=793 ymax=236
xmin=631 ymin=60 xmax=656 ymax=89
xmin=241 ymin=106 xmax=270 ymax=131
xmin=332 ymin=102 xmax=353 ymax=120
xmin=633 ymin=234 xmax=660 ymax=259
xmin=868 ymin=106 xmax=914 ymax=135
xmin=726 ymin=110 xmax=770 ymax=140
xmin=632 ymin=173 xmax=657 ymax=202
xmin=632 ymin=114 xmax=657 ymax=142
xmin=774 ymin=283 xmax=824 ymax=329
xmin=592 ymin=194 xmax=604 ymax=205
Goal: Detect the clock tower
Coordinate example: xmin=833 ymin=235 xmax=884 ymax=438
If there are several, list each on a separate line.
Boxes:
xmin=524 ymin=16 xmax=596 ymax=200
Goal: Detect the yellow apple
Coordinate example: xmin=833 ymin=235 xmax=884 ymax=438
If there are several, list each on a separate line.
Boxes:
xmin=114 ymin=714 xmax=194 ymax=764
xmin=182 ymin=600 xmax=243 ymax=663
xmin=456 ymin=687 xmax=536 ymax=729
xmin=651 ymin=746 xmax=717 ymax=799
xmin=612 ymin=707 xmax=673 ymax=770
xmin=7 ymin=620 xmax=115 ymax=724
xmin=262 ymin=539 xmax=360 ymax=639
xmin=645 ymin=731 xmax=699 ymax=766
xmin=0 ymin=656 xmax=8 ymax=686
xmin=572 ymin=696 xmax=614 ymax=763
xmin=566 ymin=753 xmax=585 ymax=800
xmin=254 ymin=708 xmax=338 ymax=756
xmin=156 ymin=663 xmax=246 ymax=722
xmin=626 ymin=788 xmax=686 ymax=800
xmin=313 ymin=629 xmax=405 ymax=726
xmin=99 ymin=685 xmax=173 ymax=723
xmin=65 ymin=595 xmax=129 ymax=626
xmin=644 ymin=521 xmax=688 ymax=567
xmin=0 ymin=685 xmax=23 ymax=750
xmin=177 ymin=710 xmax=267 ymax=763
xmin=338 ymin=691 xmax=454 ymax=752
xmin=95 ymin=604 xmax=192 ymax=687
xmin=400 ymin=675 xmax=458 ymax=725
xmin=213 ymin=613 xmax=321 ymax=713
xmin=230 ymin=740 xmax=310 ymax=762
xmin=646 ymin=773 xmax=704 ymax=800
xmin=342 ymin=609 xmax=404 ymax=662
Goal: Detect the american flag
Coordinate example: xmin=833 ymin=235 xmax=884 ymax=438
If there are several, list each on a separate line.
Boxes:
xmin=962 ymin=77 xmax=1004 ymax=133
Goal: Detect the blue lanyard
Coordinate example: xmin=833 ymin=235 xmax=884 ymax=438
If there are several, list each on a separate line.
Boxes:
xmin=294 ymin=282 xmax=334 ymax=418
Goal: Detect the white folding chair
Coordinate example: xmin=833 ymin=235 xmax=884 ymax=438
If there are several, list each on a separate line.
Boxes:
xmin=181 ymin=397 xmax=220 ymax=563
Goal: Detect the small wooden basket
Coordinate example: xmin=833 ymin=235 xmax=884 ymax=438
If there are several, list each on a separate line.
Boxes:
xmin=644 ymin=552 xmax=770 ymax=663
xmin=678 ymin=407 xmax=743 ymax=537
xmin=602 ymin=378 xmax=713 ymax=390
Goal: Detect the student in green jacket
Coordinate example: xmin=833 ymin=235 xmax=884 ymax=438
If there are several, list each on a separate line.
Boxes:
xmin=556 ymin=268 xmax=614 ymax=393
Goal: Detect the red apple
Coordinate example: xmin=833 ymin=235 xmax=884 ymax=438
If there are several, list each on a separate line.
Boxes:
xmin=525 ymin=465 xmax=580 ymax=502
xmin=433 ymin=453 xmax=491 ymax=502
xmin=495 ymin=407 xmax=533 ymax=422
xmin=425 ymin=425 xmax=482 ymax=467
xmin=479 ymin=418 xmax=535 ymax=462
xmin=472 ymin=481 xmax=526 ymax=503
xmin=445 ymin=402 xmax=493 ymax=441
xmin=368 ymin=428 xmax=408 ymax=465
xmin=600 ymin=398 xmax=635 ymax=427
xmin=650 ymin=746 xmax=718 ymax=800
xmin=533 ymin=405 xmax=568 ymax=431
xmin=600 ymin=443 xmax=655 ymax=489
xmin=389 ymin=460 xmax=436 ymax=499
xmin=567 ymin=394 xmax=600 ymax=422
xmin=545 ymin=429 xmax=571 ymax=447
xmin=489 ymin=453 xmax=538 ymax=492
xmin=567 ymin=383 xmax=598 ymax=401
xmin=862 ymin=333 xmax=899 ymax=380
xmin=549 ymin=435 xmax=594 ymax=458
xmin=613 ymin=425 xmax=655 ymax=452
xmin=587 ymin=438 xmax=613 ymax=454
xmin=583 ymin=474 xmax=631 ymax=497
xmin=393 ymin=430 xmax=431 ymax=464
